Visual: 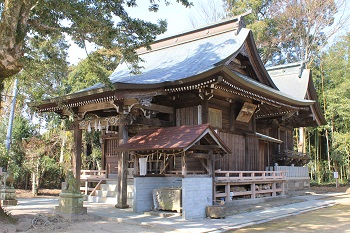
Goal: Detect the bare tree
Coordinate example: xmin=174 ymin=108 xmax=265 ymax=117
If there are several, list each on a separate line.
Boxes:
xmin=225 ymin=0 xmax=350 ymax=66
xmin=188 ymin=0 xmax=228 ymax=28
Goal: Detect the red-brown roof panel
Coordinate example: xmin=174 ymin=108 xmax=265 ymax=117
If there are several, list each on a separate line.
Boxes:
xmin=117 ymin=124 xmax=230 ymax=153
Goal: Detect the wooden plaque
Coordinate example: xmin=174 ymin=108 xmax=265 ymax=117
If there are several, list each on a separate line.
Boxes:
xmin=236 ymin=102 xmax=257 ymax=123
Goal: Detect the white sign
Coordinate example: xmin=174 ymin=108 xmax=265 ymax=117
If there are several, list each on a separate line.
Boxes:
xmin=334 ymin=172 xmax=339 ymax=179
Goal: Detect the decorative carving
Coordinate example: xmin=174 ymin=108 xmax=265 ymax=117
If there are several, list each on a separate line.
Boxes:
xmin=199 ymin=88 xmax=214 ymax=100
xmin=138 ymin=97 xmax=153 ymax=107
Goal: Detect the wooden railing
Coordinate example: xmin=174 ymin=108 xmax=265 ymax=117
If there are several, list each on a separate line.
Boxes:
xmin=80 ymin=170 xmax=107 ymax=195
xmin=81 ymin=170 xmax=107 ymax=180
xmin=215 ymin=170 xmax=286 ymax=182
xmin=272 ymin=165 xmax=309 ymax=178
xmin=214 ymin=170 xmax=286 ymax=203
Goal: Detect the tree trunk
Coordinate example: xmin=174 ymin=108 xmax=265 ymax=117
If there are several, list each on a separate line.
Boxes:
xmin=60 ymin=136 xmax=66 ymax=163
xmin=0 ymin=0 xmax=35 ymax=79
xmin=32 ymin=171 xmax=37 ymax=196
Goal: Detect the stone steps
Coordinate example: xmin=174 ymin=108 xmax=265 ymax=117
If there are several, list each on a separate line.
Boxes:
xmin=95 ymin=190 xmax=117 ymax=197
xmin=100 ymin=184 xmax=118 ymax=191
xmin=88 ymin=179 xmax=134 ymax=207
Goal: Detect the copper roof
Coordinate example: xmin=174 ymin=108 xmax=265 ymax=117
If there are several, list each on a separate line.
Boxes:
xmin=117 ymin=124 xmax=230 ymax=154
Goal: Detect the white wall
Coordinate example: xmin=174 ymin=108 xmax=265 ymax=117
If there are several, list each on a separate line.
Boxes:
xmin=133 ymin=177 xmax=182 ymax=213
xmin=182 ymin=177 xmax=212 ymax=219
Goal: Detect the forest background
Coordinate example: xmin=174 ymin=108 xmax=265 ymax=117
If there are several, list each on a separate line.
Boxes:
xmin=0 ymin=0 xmax=350 ymax=196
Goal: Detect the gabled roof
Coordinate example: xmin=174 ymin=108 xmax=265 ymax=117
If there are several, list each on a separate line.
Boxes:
xmin=267 ymin=62 xmax=309 ymax=100
xmin=117 ymin=124 xmax=231 ymax=154
xmin=84 ymin=16 xmax=277 ymax=91
xmin=34 ymin=16 xmax=316 ymax=115
xmin=267 ymin=62 xmax=326 ymax=126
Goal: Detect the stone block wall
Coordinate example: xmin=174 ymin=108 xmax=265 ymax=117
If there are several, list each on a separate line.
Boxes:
xmin=133 ymin=177 xmax=182 ymax=213
xmin=285 ymin=177 xmax=310 ymax=194
xmin=182 ymin=177 xmax=212 ymax=219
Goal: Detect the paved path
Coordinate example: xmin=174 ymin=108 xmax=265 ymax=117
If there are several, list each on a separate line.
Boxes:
xmin=4 ymin=192 xmax=345 ymax=233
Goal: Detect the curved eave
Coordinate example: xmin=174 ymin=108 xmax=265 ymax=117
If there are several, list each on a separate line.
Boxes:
xmin=33 ymin=82 xmax=167 ymax=111
xmin=307 ymin=74 xmax=327 ymax=126
xmin=220 ymin=66 xmax=314 ymax=107
xmin=35 ymin=63 xmax=315 ymax=113
xmin=245 ymin=31 xmax=278 ymax=89
xmin=215 ymin=30 xmax=278 ymax=89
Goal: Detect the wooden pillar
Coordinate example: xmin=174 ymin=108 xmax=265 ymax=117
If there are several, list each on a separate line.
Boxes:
xmin=133 ymin=153 xmax=139 ymax=176
xmin=229 ymin=100 xmax=235 ymax=131
xmin=245 ymin=136 xmax=249 ymax=171
xmin=101 ymin=133 xmax=106 ymax=171
xmin=181 ymin=152 xmax=187 ymax=176
xmin=202 ymin=96 xmax=209 ymax=124
xmin=73 ymin=120 xmax=82 ymax=180
xmin=116 ymin=115 xmax=129 ymax=209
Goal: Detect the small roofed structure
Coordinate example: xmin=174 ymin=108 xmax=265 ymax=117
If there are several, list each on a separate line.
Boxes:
xmin=118 ymin=124 xmax=230 ymax=153
xmin=116 ymin=124 xmax=230 ymax=176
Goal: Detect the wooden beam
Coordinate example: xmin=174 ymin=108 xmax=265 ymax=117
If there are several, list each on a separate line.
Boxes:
xmin=160 ymin=159 xmax=170 ymax=174
xmin=187 ymin=153 xmax=210 ymax=159
xmin=134 ymin=103 xmax=173 ymax=114
xmin=199 ymin=158 xmax=210 ymax=173
xmin=133 ymin=116 xmax=173 ymax=127
xmin=190 ymin=145 xmax=222 ymax=151
xmin=79 ymin=102 xmax=115 ymax=113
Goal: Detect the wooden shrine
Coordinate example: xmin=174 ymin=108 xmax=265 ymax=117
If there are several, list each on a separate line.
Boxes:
xmin=34 ymin=15 xmax=325 ymax=218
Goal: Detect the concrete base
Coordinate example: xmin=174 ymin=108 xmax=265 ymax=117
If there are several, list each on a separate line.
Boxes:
xmin=206 ymin=205 xmax=226 ymax=219
xmin=224 ymin=195 xmax=287 ymax=207
xmin=0 ymin=187 xmax=17 ymax=206
xmin=55 ymin=206 xmax=87 ymax=215
xmin=55 ymin=192 xmax=87 ymax=215
xmin=285 ymin=178 xmax=310 ymax=195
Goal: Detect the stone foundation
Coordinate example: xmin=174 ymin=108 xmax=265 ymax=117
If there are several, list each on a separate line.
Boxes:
xmin=0 ymin=186 xmax=17 ymax=206
xmin=206 ymin=205 xmax=226 ymax=218
xmin=285 ymin=177 xmax=310 ymax=195
xmin=55 ymin=192 xmax=87 ymax=215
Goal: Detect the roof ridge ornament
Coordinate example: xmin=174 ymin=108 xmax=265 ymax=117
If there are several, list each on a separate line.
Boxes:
xmin=298 ymin=60 xmax=308 ymax=78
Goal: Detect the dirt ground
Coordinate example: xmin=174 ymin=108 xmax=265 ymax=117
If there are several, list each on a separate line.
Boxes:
xmin=232 ymin=194 xmax=350 ymax=233
xmin=1 ymin=185 xmax=350 ymax=233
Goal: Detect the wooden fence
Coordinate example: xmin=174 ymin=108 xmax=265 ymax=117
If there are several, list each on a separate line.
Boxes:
xmin=214 ymin=170 xmax=286 ymax=203
xmin=267 ymin=165 xmax=309 ymax=178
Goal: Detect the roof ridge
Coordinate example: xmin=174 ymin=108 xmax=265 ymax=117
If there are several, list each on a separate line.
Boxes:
xmin=137 ymin=15 xmax=247 ymax=55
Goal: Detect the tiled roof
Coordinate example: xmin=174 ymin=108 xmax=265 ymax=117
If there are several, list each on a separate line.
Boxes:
xmin=117 ymin=124 xmax=230 ymax=153
xmin=267 ymin=62 xmax=309 ymax=100
xmin=83 ymin=27 xmax=249 ymax=91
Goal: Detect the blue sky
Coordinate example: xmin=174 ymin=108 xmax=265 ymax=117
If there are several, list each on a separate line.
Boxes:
xmin=67 ymin=0 xmax=225 ymax=64
xmin=66 ymin=0 xmax=350 ymax=65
